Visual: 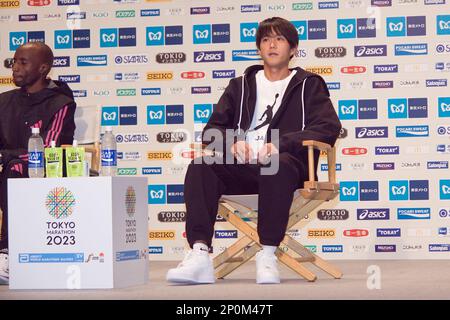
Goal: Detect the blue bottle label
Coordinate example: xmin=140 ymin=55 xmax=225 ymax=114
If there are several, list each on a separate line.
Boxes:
xmin=101 ymin=149 xmax=117 ymax=166
xmin=29 ymin=151 xmax=44 ymax=168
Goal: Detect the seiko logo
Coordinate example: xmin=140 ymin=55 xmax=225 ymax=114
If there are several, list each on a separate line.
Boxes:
xmin=148 ymin=231 xmax=175 ymax=240
xmin=305 ymin=66 xmax=333 ymax=75
xmin=156 ymin=52 xmax=186 ymax=64
xmin=307 ymin=229 xmax=336 ymax=238
xmin=315 ymin=47 xmax=346 ymax=58
xmin=147 ymin=72 xmax=173 ymax=80
xmin=147 ymin=152 xmax=172 ymax=160
xmin=317 ymin=209 xmax=349 ymax=220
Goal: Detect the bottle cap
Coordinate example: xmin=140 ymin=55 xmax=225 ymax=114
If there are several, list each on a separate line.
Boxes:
xmin=73 ymin=139 xmax=78 ymax=147
xmin=31 ymin=127 xmax=40 ymax=134
xmin=51 ymin=141 xmax=56 ymax=148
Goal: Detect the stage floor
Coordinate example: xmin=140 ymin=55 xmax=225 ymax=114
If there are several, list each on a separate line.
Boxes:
xmin=1 ymin=260 xmax=449 ymax=300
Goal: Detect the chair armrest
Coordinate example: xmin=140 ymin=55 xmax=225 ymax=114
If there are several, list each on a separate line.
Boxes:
xmin=302 ymin=140 xmax=337 ymax=190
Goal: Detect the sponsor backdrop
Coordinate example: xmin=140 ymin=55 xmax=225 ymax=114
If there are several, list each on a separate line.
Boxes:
xmin=1 ymin=0 xmax=449 ymax=260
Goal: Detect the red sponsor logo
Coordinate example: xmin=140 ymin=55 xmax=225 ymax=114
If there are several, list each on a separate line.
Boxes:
xmin=181 ymin=71 xmax=205 ymax=79
xmin=342 ymin=147 xmax=368 ymax=155
xmin=28 ymin=0 xmax=51 ymax=6
xmin=343 ymin=229 xmax=369 ymax=237
xmin=341 ymin=66 xmax=366 ymax=74
xmin=182 ymin=231 xmax=186 ymax=238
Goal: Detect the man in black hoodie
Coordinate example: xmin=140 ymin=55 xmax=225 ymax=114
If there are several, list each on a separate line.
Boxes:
xmin=167 ymin=17 xmax=341 ymax=285
xmin=0 ymin=42 xmax=76 ymax=285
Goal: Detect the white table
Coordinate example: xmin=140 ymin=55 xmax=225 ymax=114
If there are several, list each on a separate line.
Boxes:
xmin=8 ymin=176 xmax=148 ymax=289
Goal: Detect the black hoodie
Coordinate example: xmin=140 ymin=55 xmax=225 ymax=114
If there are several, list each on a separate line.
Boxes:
xmin=0 ymin=80 xmax=76 ymax=165
xmin=202 ymin=65 xmax=342 ymax=167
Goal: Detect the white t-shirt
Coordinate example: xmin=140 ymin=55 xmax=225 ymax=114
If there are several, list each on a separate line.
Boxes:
xmin=246 ymin=69 xmax=297 ymax=157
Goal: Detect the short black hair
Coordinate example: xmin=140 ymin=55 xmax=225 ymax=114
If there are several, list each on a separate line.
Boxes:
xmin=256 ymin=17 xmax=299 ymax=51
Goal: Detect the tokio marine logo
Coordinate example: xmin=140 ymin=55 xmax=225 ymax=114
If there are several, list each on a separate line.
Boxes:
xmin=45 ymin=187 xmax=76 ymax=219
xmin=125 ymin=186 xmax=136 ymax=217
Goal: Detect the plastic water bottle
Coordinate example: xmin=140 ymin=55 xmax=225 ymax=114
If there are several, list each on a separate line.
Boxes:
xmin=28 ymin=127 xmax=45 ymax=178
xmin=101 ymin=126 xmax=117 ymax=176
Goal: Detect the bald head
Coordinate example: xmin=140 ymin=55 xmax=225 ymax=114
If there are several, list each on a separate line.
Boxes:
xmin=12 ymin=42 xmax=54 ymax=92
xmin=18 ymin=42 xmax=54 ymax=76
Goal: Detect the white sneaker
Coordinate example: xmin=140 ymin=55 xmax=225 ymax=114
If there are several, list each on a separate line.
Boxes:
xmin=0 ymin=249 xmax=9 ymax=285
xmin=256 ymin=251 xmax=280 ymax=284
xmin=166 ymin=249 xmax=215 ymax=284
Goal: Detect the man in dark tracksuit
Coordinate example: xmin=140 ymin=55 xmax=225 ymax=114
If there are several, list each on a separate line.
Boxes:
xmin=167 ymin=17 xmax=341 ymax=284
xmin=0 ymin=42 xmax=76 ymax=285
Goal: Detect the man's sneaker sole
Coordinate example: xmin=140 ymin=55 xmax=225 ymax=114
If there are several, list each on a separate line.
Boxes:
xmin=166 ymin=272 xmax=215 ymax=284
xmin=257 ymin=275 xmax=280 ymax=284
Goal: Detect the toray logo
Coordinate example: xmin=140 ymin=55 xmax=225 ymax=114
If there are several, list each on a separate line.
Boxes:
xmin=389 ymin=180 xmax=429 ymax=200
xmin=291 ymin=20 xmax=327 ymax=40
xmin=438 ymin=97 xmax=450 ymax=117
xmin=388 ymin=98 xmax=428 ymax=118
xmin=441 ymin=180 xmax=450 ymax=200
xmin=193 ymin=24 xmax=230 ymax=44
xmin=240 ymin=22 xmax=258 ymax=42
xmin=386 ymin=16 xmax=426 ymax=37
xmin=355 ymin=127 xmax=388 ymax=138
xmin=146 ymin=25 xmax=183 ymax=46
xmin=437 ymin=15 xmax=450 ymax=35
xmin=337 ymin=18 xmax=376 ymax=38
xmin=194 ymin=104 xmax=213 ymax=123
xmin=340 ymin=181 xmax=379 ymax=201
xmin=10 ymin=31 xmax=45 ymax=51
xmin=338 ymin=99 xmax=377 ymax=120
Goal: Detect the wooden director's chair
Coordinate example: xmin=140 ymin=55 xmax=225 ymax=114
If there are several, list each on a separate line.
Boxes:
xmin=209 ymin=140 xmax=343 ymax=282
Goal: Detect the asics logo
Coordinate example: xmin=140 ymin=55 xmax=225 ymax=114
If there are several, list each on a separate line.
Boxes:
xmin=392 ymin=186 xmax=407 ymax=195
xmin=148 ymin=32 xmax=162 ymax=41
xmin=389 ymin=22 xmax=404 ymax=32
xmin=341 ymin=104 xmax=355 ymax=114
xmin=439 ymin=20 xmax=450 ymax=30
xmin=12 ymin=37 xmax=25 ymax=46
xmin=342 ymin=187 xmax=356 ymax=196
xmin=441 ymin=103 xmax=450 ymax=112
xmin=102 ymin=33 xmax=115 ymax=42
xmin=57 ymin=35 xmax=70 ymax=44
xmin=242 ymin=28 xmax=256 ymax=37
xmin=390 ymin=103 xmax=406 ymax=113
xmin=150 ymin=190 xmax=164 ymax=198
xmin=340 ymin=24 xmax=354 ymax=34
xmin=149 ymin=110 xmax=163 ymax=119
xmin=195 ymin=29 xmax=209 ymax=39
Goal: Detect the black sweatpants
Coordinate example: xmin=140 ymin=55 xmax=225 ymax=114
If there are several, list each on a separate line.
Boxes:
xmin=0 ymin=159 xmax=28 ymax=250
xmin=184 ymin=152 xmax=307 ymax=248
